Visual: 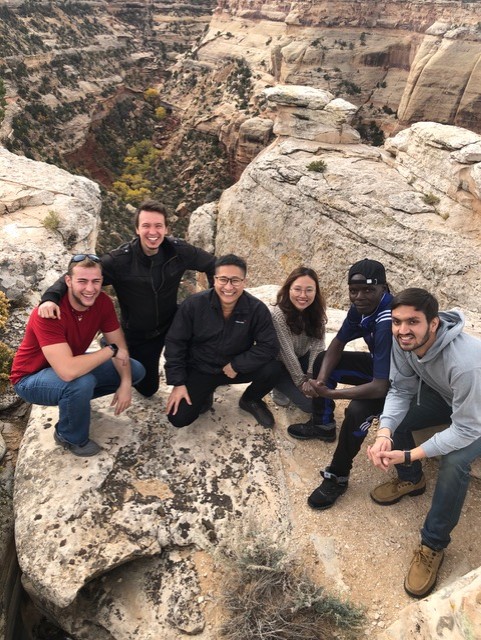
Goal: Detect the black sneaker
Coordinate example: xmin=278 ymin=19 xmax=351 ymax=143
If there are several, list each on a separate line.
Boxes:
xmin=308 ymin=477 xmax=348 ymax=510
xmin=288 ymin=418 xmax=336 ymax=441
xmin=239 ymin=396 xmax=275 ymax=428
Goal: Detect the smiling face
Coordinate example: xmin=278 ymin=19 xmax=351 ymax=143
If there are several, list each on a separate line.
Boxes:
xmin=213 ymin=265 xmax=246 ymax=311
xmin=65 ymin=265 xmax=103 ymax=311
xmin=289 ymin=275 xmax=317 ymax=312
xmin=136 ymin=209 xmax=168 ymax=256
xmin=348 ymin=274 xmax=386 ymax=316
xmin=392 ymin=305 xmax=439 ymax=357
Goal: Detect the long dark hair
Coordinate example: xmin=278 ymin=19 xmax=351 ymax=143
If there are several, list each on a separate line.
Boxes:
xmin=276 ymin=267 xmax=327 ymax=339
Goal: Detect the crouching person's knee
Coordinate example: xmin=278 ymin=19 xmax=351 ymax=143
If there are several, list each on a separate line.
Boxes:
xmin=167 ymin=412 xmax=194 ymax=429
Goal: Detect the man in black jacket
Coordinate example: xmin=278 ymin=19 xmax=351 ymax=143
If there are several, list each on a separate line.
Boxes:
xmin=165 ymin=254 xmax=282 ymax=428
xmin=39 ymin=201 xmax=215 ymax=397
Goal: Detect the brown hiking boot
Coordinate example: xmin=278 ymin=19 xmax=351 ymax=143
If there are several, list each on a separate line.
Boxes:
xmin=370 ymin=475 xmax=426 ymax=505
xmin=404 ymin=544 xmax=444 ymax=598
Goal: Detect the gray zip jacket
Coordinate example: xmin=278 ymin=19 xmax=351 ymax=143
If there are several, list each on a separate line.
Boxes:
xmin=380 ymin=310 xmax=481 ymax=457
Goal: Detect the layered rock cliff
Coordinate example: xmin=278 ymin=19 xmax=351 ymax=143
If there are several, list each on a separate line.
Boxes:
xmin=161 ymin=0 xmax=481 ymax=178
xmin=203 ymin=85 xmax=481 ymax=315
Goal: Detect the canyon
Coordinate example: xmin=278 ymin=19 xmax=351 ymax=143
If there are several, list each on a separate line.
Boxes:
xmin=2 ymin=1 xmax=481 ymax=638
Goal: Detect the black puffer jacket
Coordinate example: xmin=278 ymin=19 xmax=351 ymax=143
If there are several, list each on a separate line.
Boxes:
xmin=41 ymin=237 xmax=215 ymax=339
xmin=164 ymin=288 xmax=280 ymax=386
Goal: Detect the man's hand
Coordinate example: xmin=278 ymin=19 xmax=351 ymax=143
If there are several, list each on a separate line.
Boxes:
xmin=223 ymin=363 xmax=237 ymax=379
xmin=110 ymin=385 xmax=132 ymax=416
xmin=308 ymin=379 xmax=334 ymax=398
xmin=38 ymin=301 xmax=61 ymax=319
xmin=166 ymin=385 xmax=191 ymax=415
xmin=367 ymin=429 xmax=393 ymax=470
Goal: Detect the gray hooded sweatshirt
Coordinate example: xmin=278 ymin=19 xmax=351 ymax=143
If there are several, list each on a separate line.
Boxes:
xmin=380 ymin=310 xmax=481 ymax=458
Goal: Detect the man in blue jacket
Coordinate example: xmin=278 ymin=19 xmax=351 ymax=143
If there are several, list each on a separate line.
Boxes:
xmin=290 ymin=259 xmax=393 ymax=510
xmin=165 ymin=254 xmax=281 ymax=428
xmin=368 ymin=288 xmax=481 ymax=598
xmin=38 ymin=200 xmax=215 ymax=398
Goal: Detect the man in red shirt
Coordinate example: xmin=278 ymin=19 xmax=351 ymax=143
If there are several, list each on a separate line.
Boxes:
xmin=10 ymin=255 xmax=145 ymax=457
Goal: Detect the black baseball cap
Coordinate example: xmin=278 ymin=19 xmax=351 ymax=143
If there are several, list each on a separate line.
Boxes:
xmin=348 ymin=259 xmax=386 ymax=285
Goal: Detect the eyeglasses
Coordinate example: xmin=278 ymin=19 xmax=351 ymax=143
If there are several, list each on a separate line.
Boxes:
xmin=69 ymin=254 xmax=101 ymax=264
xmin=290 ymin=287 xmax=315 ymax=295
xmin=214 ymin=276 xmax=245 ymax=286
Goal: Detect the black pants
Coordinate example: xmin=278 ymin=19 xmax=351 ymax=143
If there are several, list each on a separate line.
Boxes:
xmin=312 ymin=351 xmax=386 ymax=477
xmin=168 ymin=360 xmax=283 ymax=428
xmin=127 ymin=332 xmax=167 ymax=398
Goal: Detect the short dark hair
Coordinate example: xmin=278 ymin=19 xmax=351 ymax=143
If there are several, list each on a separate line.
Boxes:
xmin=391 ymin=288 xmax=439 ymax=323
xmin=276 ymin=266 xmax=327 ymax=339
xmin=215 ymin=254 xmax=247 ymax=276
xmin=134 ymin=200 xmax=168 ymax=228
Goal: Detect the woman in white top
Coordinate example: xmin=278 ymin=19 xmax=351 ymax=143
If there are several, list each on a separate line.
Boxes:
xmin=270 ymin=267 xmax=327 ymax=413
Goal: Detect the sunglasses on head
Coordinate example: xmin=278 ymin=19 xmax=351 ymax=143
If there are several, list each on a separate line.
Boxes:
xmin=69 ymin=254 xmax=101 ymax=264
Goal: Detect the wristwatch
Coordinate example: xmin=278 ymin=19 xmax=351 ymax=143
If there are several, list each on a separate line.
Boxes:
xmin=404 ymin=450 xmax=412 ymax=466
xmin=107 ymin=343 xmax=119 ymax=357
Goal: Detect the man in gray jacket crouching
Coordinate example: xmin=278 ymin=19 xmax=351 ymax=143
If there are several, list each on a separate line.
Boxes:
xmin=367 ymin=288 xmax=481 ymax=599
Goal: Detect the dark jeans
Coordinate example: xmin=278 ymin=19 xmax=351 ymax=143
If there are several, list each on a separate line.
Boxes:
xmin=168 ymin=360 xmax=283 ymax=428
xmin=313 ymin=351 xmax=386 ymax=477
xmin=392 ymin=384 xmax=481 ymax=550
xmin=275 ymin=352 xmax=312 ymax=413
xmin=127 ymin=332 xmax=167 ymax=398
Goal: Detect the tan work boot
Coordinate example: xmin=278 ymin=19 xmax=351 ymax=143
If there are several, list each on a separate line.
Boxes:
xmin=404 ymin=544 xmax=444 ymax=598
xmin=370 ymin=474 xmax=426 ymax=505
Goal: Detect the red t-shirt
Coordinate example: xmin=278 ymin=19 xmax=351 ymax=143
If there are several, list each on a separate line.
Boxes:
xmin=10 ymin=292 xmax=120 ymax=385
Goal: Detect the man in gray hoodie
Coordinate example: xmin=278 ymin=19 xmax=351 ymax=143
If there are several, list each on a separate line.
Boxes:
xmin=367 ymin=288 xmax=481 ymax=599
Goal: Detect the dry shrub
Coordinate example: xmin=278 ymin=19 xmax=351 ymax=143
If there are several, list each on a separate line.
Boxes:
xmin=217 ymin=524 xmax=365 ymax=640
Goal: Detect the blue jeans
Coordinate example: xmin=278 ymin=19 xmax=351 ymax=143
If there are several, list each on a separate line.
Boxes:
xmin=392 ymin=384 xmax=481 ymax=550
xmin=274 ymin=353 xmax=312 ymax=413
xmin=14 ymin=359 xmax=145 ymax=446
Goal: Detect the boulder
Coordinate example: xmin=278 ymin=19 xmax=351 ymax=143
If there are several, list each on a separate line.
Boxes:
xmin=214 ymin=121 xmax=481 ymax=314
xmin=14 ymin=388 xmax=287 ymax=638
xmin=264 ymin=85 xmax=360 ymax=143
xmin=0 ymin=147 xmax=101 ymax=304
xmin=187 ymin=202 xmax=218 ymax=256
xmin=380 ymin=567 xmax=481 ymax=639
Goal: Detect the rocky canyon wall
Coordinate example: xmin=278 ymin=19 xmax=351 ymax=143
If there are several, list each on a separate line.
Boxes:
xmin=162 ymin=0 xmax=481 ymax=178
xmin=190 ymin=85 xmax=481 ymax=316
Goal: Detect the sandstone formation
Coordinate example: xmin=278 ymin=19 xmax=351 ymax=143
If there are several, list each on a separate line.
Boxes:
xmin=13 ymin=395 xmax=283 ymax=637
xmin=380 ymin=567 xmax=481 ymax=639
xmin=213 ymin=86 xmax=481 ymax=315
xmin=0 ymin=147 xmax=101 ymax=305
xmin=162 ymin=0 xmax=481 ymax=181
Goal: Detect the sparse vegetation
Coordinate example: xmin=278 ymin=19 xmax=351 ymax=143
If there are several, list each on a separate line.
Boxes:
xmin=307 ymin=160 xmax=327 ymax=173
xmin=339 ymin=80 xmax=362 ymax=95
xmin=0 ymin=78 xmax=6 ymax=123
xmin=43 ymin=210 xmax=61 ymax=232
xmin=218 ymin=524 xmax=365 ymax=640
xmin=356 ymin=120 xmax=385 ymax=146
xmin=0 ymin=292 xmax=13 ymax=393
xmin=423 ymin=192 xmax=440 ymax=206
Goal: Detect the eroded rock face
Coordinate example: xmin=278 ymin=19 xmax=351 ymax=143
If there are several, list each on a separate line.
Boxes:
xmin=398 ymin=24 xmax=481 ymax=132
xmin=14 ymin=392 xmax=286 ymax=638
xmin=214 ymin=119 xmax=481 ymax=314
xmin=264 ymin=85 xmax=360 ymax=143
xmin=380 ymin=567 xmax=481 ymax=639
xmin=0 ymin=148 xmax=101 ymax=305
